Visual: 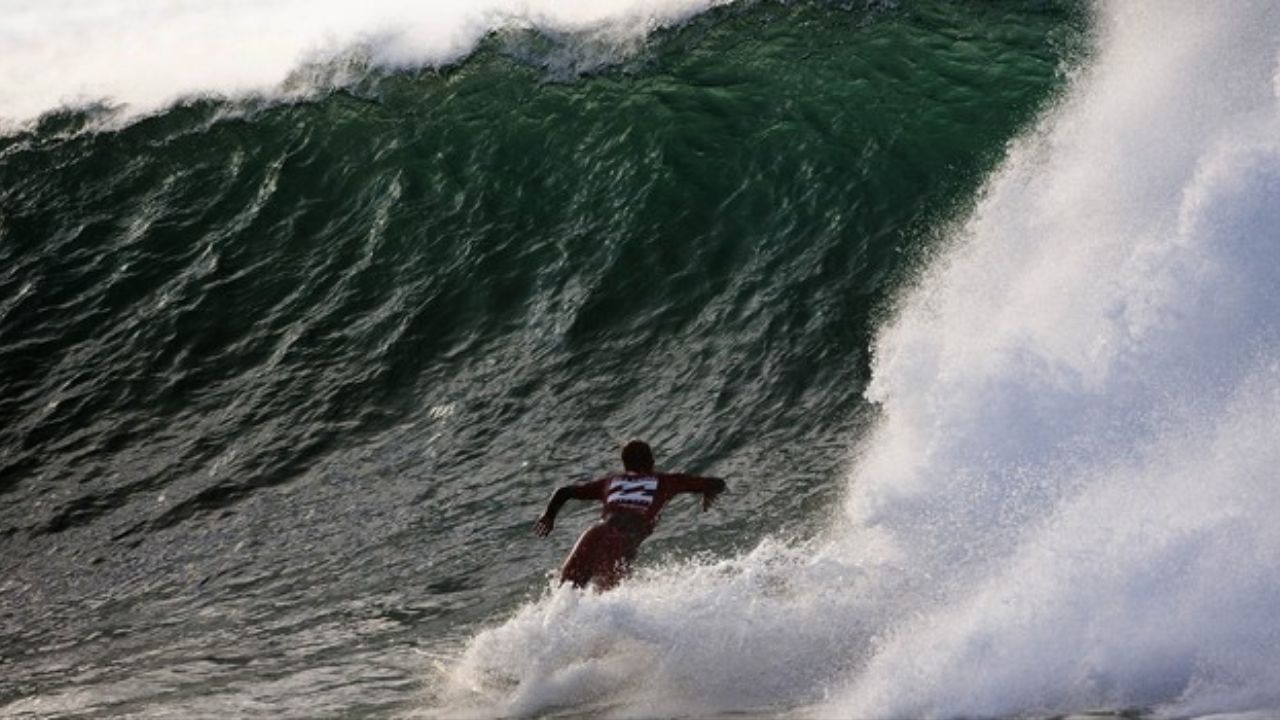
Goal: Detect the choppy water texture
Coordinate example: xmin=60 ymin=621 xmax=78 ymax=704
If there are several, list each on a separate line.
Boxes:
xmin=4 ymin=0 xmax=1279 ymax=718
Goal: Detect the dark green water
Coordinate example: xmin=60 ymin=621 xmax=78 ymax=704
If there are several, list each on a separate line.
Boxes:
xmin=0 ymin=1 xmax=1082 ymax=716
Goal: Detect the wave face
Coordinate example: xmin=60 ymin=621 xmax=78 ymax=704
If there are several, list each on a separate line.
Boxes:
xmin=0 ymin=0 xmax=727 ymax=127
xmin=0 ymin=1 xmax=1077 ymax=717
xmin=442 ymin=1 xmax=1280 ymax=718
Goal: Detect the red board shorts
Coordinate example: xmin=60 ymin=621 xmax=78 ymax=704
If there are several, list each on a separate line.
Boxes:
xmin=560 ymin=516 xmax=644 ymax=590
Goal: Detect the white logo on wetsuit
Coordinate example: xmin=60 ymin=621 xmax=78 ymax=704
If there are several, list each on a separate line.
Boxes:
xmin=607 ymin=476 xmax=657 ymax=507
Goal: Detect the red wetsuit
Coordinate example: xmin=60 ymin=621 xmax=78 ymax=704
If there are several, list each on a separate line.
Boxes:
xmin=558 ymin=472 xmax=723 ymax=589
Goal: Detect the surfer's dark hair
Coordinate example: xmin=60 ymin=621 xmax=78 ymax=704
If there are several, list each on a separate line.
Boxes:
xmin=621 ymin=440 xmax=655 ymax=473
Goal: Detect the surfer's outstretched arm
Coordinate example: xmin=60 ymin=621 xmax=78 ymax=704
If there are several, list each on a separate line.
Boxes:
xmin=663 ymin=474 xmax=727 ymax=511
xmin=534 ymin=480 xmax=603 ymax=536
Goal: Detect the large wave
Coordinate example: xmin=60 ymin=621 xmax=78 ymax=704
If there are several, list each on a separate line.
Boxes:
xmin=0 ymin=0 xmax=730 ymax=127
xmin=435 ymin=0 xmax=1280 ymax=717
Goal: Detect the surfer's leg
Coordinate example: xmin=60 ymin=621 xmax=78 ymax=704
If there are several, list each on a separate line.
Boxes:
xmin=560 ymin=524 xmax=635 ymax=589
xmin=592 ymin=554 xmax=632 ymax=592
xmin=588 ymin=532 xmax=639 ymax=592
xmin=559 ymin=523 xmax=609 ymax=588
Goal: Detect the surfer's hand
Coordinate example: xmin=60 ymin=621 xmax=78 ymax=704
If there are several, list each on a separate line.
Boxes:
xmin=701 ymin=486 xmax=721 ymax=509
xmin=534 ymin=514 xmax=554 ymax=536
xmin=702 ymin=478 xmax=726 ymax=512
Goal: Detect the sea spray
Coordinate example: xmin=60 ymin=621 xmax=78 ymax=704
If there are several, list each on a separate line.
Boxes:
xmin=828 ymin=0 xmax=1280 ymax=716
xmin=0 ymin=0 xmax=732 ymax=127
xmin=439 ymin=539 xmax=879 ymax=717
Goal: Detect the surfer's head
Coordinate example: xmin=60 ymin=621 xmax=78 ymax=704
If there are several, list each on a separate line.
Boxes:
xmin=621 ymin=440 xmax=655 ymax=473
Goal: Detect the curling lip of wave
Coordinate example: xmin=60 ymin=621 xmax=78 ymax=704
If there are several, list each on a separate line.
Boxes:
xmin=0 ymin=0 xmax=731 ymax=127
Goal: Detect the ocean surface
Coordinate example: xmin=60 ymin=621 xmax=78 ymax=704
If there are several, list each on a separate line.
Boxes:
xmin=3 ymin=0 xmax=1280 ymax=718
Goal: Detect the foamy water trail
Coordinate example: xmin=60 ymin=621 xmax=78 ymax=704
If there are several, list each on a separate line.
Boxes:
xmin=436 ymin=1 xmax=1280 ymax=717
xmin=0 ymin=0 xmax=729 ymax=127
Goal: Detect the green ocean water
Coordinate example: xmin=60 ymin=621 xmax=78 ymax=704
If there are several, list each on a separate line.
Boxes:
xmin=0 ymin=2 xmax=1084 ymax=716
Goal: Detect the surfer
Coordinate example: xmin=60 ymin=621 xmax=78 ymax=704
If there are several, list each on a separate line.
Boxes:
xmin=534 ymin=440 xmax=726 ymax=591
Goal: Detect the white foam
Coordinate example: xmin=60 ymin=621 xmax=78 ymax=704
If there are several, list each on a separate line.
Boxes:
xmin=825 ymin=0 xmax=1280 ymax=716
xmin=434 ymin=541 xmax=882 ymax=718
xmin=0 ymin=0 xmax=730 ymax=127
xmin=437 ymin=0 xmax=1280 ymax=716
